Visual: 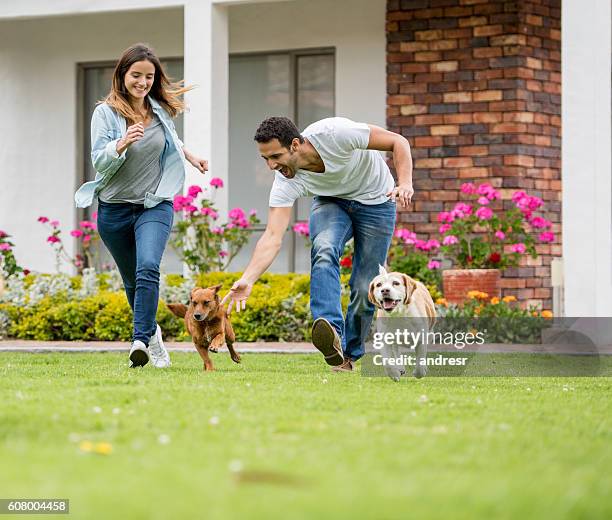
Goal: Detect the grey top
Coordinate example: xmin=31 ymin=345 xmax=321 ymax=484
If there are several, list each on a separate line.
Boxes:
xmin=98 ymin=115 xmax=166 ymax=204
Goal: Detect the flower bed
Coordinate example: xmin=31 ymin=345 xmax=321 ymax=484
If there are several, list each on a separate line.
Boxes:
xmin=0 ymin=271 xmax=351 ymax=342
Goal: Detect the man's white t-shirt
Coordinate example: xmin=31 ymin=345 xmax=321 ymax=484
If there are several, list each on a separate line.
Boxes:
xmin=268 ymin=117 xmax=395 ymax=207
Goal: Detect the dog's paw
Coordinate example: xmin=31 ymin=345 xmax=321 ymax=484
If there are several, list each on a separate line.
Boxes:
xmin=231 ymin=352 xmax=241 ymax=364
xmin=413 ymin=366 xmax=427 ymax=379
xmin=385 ymin=368 xmax=403 ymax=382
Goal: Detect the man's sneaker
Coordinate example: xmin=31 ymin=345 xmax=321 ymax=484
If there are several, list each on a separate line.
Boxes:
xmin=129 ymin=340 xmax=150 ymax=368
xmin=311 ymin=318 xmax=344 ymax=366
xmin=149 ymin=324 xmax=171 ymax=368
xmin=331 ymin=358 xmax=354 ymax=373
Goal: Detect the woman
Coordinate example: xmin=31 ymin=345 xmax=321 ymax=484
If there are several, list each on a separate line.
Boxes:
xmin=75 ymin=43 xmax=207 ymax=368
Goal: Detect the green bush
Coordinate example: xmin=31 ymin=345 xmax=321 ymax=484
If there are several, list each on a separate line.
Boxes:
xmin=0 ymin=273 xmax=355 ymax=342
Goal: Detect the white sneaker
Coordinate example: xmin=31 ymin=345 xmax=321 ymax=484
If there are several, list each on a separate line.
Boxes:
xmin=149 ymin=324 xmax=171 ymax=368
xmin=129 ymin=340 xmax=150 ymax=368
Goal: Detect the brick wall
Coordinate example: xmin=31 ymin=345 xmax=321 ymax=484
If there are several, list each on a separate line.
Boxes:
xmin=386 ymin=0 xmax=561 ymax=309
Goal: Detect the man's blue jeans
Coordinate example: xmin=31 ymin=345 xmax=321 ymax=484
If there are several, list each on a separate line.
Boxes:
xmin=96 ymin=200 xmax=173 ymax=345
xmin=309 ymin=196 xmax=396 ymax=361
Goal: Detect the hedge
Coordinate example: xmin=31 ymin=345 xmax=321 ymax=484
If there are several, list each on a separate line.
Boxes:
xmin=0 ymin=273 xmax=341 ymax=342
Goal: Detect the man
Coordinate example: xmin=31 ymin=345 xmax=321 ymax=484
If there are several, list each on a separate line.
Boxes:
xmin=222 ymin=116 xmax=413 ymax=372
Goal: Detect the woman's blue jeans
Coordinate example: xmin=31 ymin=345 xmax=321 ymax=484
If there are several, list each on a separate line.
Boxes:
xmin=309 ymin=196 xmax=396 ymax=361
xmin=96 ymin=200 xmax=173 ymax=345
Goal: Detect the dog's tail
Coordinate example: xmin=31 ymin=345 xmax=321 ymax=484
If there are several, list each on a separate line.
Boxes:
xmin=167 ymin=303 xmax=188 ymax=318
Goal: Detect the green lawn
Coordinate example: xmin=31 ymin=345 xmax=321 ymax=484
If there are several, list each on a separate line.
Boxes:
xmin=1 ymin=352 xmax=610 ymax=520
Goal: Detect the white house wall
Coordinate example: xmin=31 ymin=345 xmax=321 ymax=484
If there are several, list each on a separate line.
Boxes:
xmin=228 ymin=0 xmax=387 ymax=128
xmin=562 ymin=0 xmax=612 ymax=317
xmin=0 ymin=9 xmax=183 ymax=273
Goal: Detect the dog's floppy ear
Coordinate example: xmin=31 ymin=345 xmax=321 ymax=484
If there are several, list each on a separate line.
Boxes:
xmin=400 ymin=274 xmax=417 ymax=305
xmin=167 ymin=302 xmax=188 ymax=318
xmin=368 ymin=279 xmax=381 ymax=309
xmin=378 ymin=264 xmax=387 ymax=276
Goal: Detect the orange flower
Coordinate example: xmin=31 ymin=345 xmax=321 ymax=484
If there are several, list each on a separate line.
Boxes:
xmin=467 ymin=290 xmax=489 ymax=300
xmin=541 ymin=310 xmax=553 ymax=319
xmin=490 ymin=297 xmax=500 ymax=305
xmin=436 ymin=298 xmax=448 ymax=307
xmin=502 ymin=295 xmax=517 ymax=303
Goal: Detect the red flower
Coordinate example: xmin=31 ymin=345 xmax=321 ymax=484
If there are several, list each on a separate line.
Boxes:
xmin=466 ymin=256 xmax=473 ymax=264
xmin=489 ymin=252 xmax=501 ymax=264
xmin=340 ymin=255 xmax=352 ymax=268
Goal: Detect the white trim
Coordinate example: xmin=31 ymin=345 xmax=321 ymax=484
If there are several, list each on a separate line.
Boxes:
xmin=562 ymin=0 xmax=612 ymax=316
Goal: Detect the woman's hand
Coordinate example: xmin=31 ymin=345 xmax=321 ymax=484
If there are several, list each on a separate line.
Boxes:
xmin=116 ymin=123 xmax=144 ymax=155
xmin=188 ymin=156 xmax=209 ymax=174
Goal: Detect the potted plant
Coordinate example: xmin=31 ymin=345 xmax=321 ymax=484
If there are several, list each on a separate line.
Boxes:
xmin=434 ymin=182 xmax=554 ymax=304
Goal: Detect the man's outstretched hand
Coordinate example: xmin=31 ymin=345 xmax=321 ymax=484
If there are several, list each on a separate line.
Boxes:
xmin=221 ymin=278 xmax=253 ymax=315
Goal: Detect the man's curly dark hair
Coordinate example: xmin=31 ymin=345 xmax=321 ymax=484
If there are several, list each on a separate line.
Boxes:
xmin=254 ymin=117 xmax=304 ymax=148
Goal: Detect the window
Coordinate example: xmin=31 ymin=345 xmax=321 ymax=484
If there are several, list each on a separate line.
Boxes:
xmin=227 ymin=49 xmax=335 ymax=273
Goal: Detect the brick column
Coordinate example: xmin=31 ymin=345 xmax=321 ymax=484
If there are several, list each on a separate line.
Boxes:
xmin=387 ymin=0 xmax=561 ymax=309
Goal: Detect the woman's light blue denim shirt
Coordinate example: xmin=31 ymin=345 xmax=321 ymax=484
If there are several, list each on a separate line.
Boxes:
xmin=75 ymin=97 xmax=186 ymax=208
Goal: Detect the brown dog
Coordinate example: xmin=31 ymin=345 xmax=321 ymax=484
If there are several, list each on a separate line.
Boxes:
xmin=167 ymin=284 xmax=241 ymax=371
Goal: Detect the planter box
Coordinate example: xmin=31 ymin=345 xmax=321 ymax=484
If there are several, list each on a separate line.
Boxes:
xmin=442 ymin=269 xmax=501 ymax=305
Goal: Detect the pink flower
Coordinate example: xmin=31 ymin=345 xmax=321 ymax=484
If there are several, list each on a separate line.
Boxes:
xmin=188 ymin=185 xmax=203 ymax=198
xmin=92 ymin=212 xmax=98 ymax=220
xmin=0 ymin=243 xmax=11 ymax=251
xmin=228 ymin=208 xmax=245 ymax=221
xmin=415 ymin=239 xmax=440 ymax=252
xmin=513 ymin=191 xmax=543 ymax=213
xmin=70 ymin=230 xmax=84 ymax=238
xmin=201 ymin=207 xmax=213 ymax=216
xmin=510 ymin=243 xmax=526 ymax=253
xmin=209 ymin=210 xmax=219 ymax=220
xmin=47 ymin=236 xmax=60 ymax=244
xmin=495 ymin=231 xmax=506 ymax=240
xmin=237 ymin=219 xmax=250 ymax=229
xmin=395 ymin=228 xmax=417 ymax=244
xmin=50 ymin=220 xmax=60 ymax=228
xmin=211 ymin=227 xmax=224 ymax=235
xmin=83 ymin=235 xmax=91 ymax=243
xmin=80 ymin=220 xmax=96 ymax=230
xmin=428 ymin=260 xmax=441 ymax=270
xmin=443 ymin=235 xmax=459 ymax=245
xmin=476 ymin=183 xmax=500 ymax=200
xmin=219 ymin=250 xmax=228 ymax=258
xmin=529 ymin=216 xmax=552 ymax=229
xmin=293 ymin=222 xmax=310 ymax=237
xmin=538 ymin=231 xmax=554 ymax=243
xmin=210 ymin=177 xmax=224 ymax=189
xmin=184 ymin=205 xmax=198 ymax=213
xmin=37 ymin=217 xmax=49 ymax=223
xmin=451 ymin=203 xmax=473 ymax=219
xmin=478 ymin=196 xmax=490 ymax=205
xmin=460 ymin=183 xmax=476 ymax=194
xmin=475 ymin=206 xmax=493 ymax=220
xmin=439 ymin=223 xmax=452 ymax=234
xmin=249 ymin=209 xmax=257 ymax=217
xmin=173 ymin=195 xmax=194 ymax=212
xmin=0 ymin=230 xmax=7 ymax=238
xmin=438 ymin=211 xmax=454 ymax=224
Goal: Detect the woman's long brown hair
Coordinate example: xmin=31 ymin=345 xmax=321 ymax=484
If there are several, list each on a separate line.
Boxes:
xmin=103 ymin=43 xmax=193 ymax=123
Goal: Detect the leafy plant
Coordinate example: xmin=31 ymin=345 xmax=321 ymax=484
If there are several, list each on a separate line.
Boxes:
xmin=170 ymin=179 xmax=259 ymax=274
